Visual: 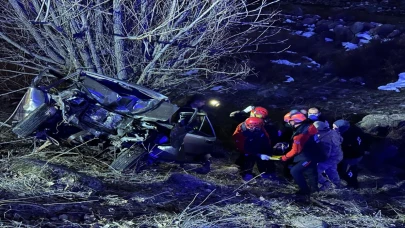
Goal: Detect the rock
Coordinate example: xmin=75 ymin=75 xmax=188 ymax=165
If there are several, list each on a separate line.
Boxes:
xmin=357 ymin=114 xmax=405 ymax=168
xmin=327 ymin=21 xmax=344 ymax=29
xmin=350 ymin=36 xmax=360 ymax=44
xmin=363 ymin=22 xmax=374 ymax=31
xmin=290 ymin=6 xmax=303 ymax=16
xmin=334 ymin=25 xmax=354 ymax=42
xmin=349 ymin=76 xmax=365 ymax=85
xmin=351 ymin=22 xmax=364 ymax=34
xmin=357 ymin=114 xmax=405 ymax=137
xmin=302 ymin=17 xmax=317 ymax=25
xmin=314 ymin=21 xmax=331 ymax=33
xmin=388 ymin=29 xmax=402 ymax=38
xmin=375 ymin=24 xmax=396 ymax=37
xmin=257 ymin=87 xmax=289 ymax=98
xmin=320 ymin=31 xmax=336 ymax=40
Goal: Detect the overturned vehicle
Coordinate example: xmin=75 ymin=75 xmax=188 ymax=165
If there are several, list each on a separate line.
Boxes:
xmin=11 ymin=70 xmax=216 ymax=172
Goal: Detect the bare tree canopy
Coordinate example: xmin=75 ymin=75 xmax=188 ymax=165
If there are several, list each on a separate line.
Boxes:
xmin=0 ymin=0 xmax=280 ymax=94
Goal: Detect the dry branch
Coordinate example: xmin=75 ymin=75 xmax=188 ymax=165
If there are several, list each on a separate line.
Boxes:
xmin=0 ymin=0 xmax=280 ymax=94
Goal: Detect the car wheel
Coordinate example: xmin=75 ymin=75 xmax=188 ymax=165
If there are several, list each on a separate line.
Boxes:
xmin=110 ymin=146 xmax=148 ymax=172
xmin=12 ymin=103 xmax=56 ymax=137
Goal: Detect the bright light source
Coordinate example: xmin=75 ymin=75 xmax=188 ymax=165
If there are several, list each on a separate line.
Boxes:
xmin=209 ymin=99 xmax=220 ymax=107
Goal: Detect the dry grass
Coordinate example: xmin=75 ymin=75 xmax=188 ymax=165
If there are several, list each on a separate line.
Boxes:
xmin=0 ymin=128 xmax=404 ymax=227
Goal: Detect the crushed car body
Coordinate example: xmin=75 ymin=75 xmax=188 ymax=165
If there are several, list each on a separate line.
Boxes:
xmin=11 ymin=70 xmax=216 ymax=172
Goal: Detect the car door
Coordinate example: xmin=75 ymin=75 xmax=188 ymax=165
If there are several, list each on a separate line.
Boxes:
xmin=183 ymin=114 xmax=216 ymax=156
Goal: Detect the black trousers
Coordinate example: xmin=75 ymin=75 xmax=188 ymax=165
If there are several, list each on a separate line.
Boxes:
xmin=236 ymin=154 xmax=275 ymax=176
xmin=338 ymin=158 xmax=361 ymax=189
xmin=290 ymin=160 xmax=319 ymax=194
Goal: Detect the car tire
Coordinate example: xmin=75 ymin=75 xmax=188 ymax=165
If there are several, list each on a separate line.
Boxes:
xmin=110 ymin=146 xmax=149 ymax=172
xmin=12 ymin=103 xmax=55 ymax=137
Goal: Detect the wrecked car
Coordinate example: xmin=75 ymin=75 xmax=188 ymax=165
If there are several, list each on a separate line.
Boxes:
xmin=10 ymin=70 xmax=216 ymax=172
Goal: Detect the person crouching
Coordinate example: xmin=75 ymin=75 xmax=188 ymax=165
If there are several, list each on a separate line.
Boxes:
xmin=232 ymin=117 xmax=273 ymax=181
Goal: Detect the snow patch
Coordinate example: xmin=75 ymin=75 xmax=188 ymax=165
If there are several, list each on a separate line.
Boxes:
xmin=356 ymin=32 xmax=372 ymax=41
xmin=284 ymin=19 xmax=294 ymax=23
xmin=302 ymin=56 xmax=321 ymax=68
xmin=284 ymin=75 xmax=294 ymax=83
xmin=285 ymin=50 xmax=298 ymax=54
xmin=325 ymin=38 xmax=334 ymax=42
xmin=342 ymin=42 xmax=359 ymax=51
xmin=301 ymin=31 xmax=316 ymax=37
xmin=356 ymin=32 xmax=373 ymax=45
xmin=292 ymin=30 xmax=315 ymax=38
xmin=378 ymin=73 xmax=405 ymax=92
xmin=371 ymin=22 xmax=382 ymax=27
xmin=271 ymin=59 xmax=301 ymax=66
xmin=210 ymin=86 xmax=223 ymax=91
xmin=359 ymin=39 xmax=371 ymax=44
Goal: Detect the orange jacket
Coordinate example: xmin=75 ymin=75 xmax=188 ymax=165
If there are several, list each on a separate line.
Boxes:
xmin=232 ymin=123 xmax=271 ymax=154
xmin=281 ymin=124 xmax=318 ymax=161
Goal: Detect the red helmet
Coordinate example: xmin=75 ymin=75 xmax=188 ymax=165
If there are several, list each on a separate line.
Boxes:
xmin=250 ymin=106 xmax=268 ymax=119
xmin=245 ymin=117 xmax=264 ymax=130
xmin=284 ymin=112 xmax=292 ymax=122
xmin=284 ymin=112 xmax=306 ymax=123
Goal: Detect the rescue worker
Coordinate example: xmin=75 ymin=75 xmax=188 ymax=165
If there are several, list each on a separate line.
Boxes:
xmin=230 ymin=106 xmax=269 ymax=122
xmin=230 ymin=106 xmax=284 ymax=147
xmin=333 ymin=119 xmax=365 ymax=189
xmin=232 ymin=117 xmax=273 ymax=181
xmin=273 ymin=109 xmax=304 ymax=180
xmin=313 ymin=121 xmax=344 ymax=190
xmin=280 ymin=111 xmax=325 ymax=195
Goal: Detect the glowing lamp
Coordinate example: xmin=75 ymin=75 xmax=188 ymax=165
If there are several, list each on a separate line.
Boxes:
xmin=209 ymin=99 xmax=220 ymax=107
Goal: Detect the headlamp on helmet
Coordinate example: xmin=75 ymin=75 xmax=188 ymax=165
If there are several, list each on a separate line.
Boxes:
xmin=250 ymin=106 xmax=268 ymax=119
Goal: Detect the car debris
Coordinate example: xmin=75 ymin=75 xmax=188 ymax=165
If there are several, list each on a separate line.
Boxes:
xmin=10 ymin=69 xmax=216 ymax=172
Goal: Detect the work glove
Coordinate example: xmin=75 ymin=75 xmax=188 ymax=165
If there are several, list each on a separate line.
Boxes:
xmin=242 ymin=105 xmax=255 ymax=113
xmin=229 ymin=111 xmax=241 ymax=118
xmin=260 ymin=154 xmax=271 ymax=160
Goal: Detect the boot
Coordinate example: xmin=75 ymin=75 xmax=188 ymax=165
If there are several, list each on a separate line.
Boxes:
xmin=319 ymin=182 xmax=331 ymax=191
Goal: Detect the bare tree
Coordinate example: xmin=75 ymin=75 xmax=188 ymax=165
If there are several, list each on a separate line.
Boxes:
xmin=0 ymin=0 xmax=280 ymax=94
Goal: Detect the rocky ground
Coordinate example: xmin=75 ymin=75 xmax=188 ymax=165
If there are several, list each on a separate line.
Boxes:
xmin=204 ymin=0 xmax=405 ymax=133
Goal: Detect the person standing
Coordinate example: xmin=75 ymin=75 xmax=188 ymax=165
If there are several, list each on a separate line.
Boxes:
xmin=313 ymin=121 xmax=344 ymax=190
xmin=333 ymin=119 xmax=365 ymax=189
xmin=280 ymin=112 xmax=324 ymax=195
xmin=233 ymin=117 xmax=273 ymax=181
